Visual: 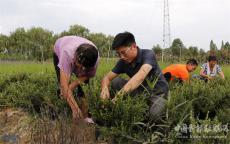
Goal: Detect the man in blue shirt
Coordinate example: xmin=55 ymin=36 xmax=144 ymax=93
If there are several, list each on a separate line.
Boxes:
xmin=100 ymin=32 xmax=169 ymax=120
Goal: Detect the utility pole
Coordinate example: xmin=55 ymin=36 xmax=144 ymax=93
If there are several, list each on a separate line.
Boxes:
xmin=107 ymin=39 xmax=112 ymax=63
xmin=163 ymin=0 xmax=171 ymax=62
xmin=40 ymin=45 xmax=44 ymax=64
xmin=107 ymin=45 xmax=111 ymax=63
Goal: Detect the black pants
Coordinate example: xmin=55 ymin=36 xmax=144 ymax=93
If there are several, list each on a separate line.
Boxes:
xmin=53 ymin=53 xmax=85 ymax=97
xmin=53 ymin=53 xmax=60 ymax=83
xmin=163 ymin=72 xmax=183 ymax=84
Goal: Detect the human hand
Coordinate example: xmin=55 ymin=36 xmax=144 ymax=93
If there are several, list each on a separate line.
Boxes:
xmin=100 ymin=87 xmax=110 ymax=100
xmin=66 ymin=89 xmax=83 ymax=122
xmin=72 ymin=108 xmax=83 ymax=122
xmin=208 ymin=76 xmax=214 ymax=80
xmin=112 ymin=90 xmax=125 ymax=104
xmin=111 ymin=96 xmax=118 ymax=104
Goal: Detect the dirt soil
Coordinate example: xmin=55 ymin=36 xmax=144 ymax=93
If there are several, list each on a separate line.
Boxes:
xmin=0 ymin=108 xmax=108 ymax=144
xmin=0 ymin=108 xmax=31 ymax=144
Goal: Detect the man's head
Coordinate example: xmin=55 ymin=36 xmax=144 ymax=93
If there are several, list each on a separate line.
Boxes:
xmin=112 ymin=32 xmax=138 ymax=63
xmin=186 ymin=59 xmax=198 ymax=72
xmin=208 ymin=56 xmax=217 ymax=68
xmin=75 ymin=44 xmax=98 ymax=70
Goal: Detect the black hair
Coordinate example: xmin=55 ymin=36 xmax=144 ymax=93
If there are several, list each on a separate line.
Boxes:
xmin=208 ymin=55 xmax=217 ymax=62
xmin=75 ymin=44 xmax=98 ymax=68
xmin=112 ymin=32 xmax=136 ymax=50
xmin=186 ymin=59 xmax=198 ymax=66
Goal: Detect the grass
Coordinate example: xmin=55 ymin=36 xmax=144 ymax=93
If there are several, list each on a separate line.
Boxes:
xmin=1 ymin=59 xmax=230 ymax=77
xmin=0 ymin=59 xmax=230 ymax=143
xmin=0 ymin=61 xmax=54 ymax=74
xmin=0 ymin=60 xmax=162 ymax=74
xmin=0 ymin=58 xmax=117 ymax=75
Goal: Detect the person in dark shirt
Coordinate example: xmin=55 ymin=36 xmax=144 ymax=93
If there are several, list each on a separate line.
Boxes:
xmin=100 ymin=32 xmax=169 ymax=120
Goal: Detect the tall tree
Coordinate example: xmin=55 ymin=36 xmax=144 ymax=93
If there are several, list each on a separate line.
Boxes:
xmin=220 ymin=40 xmax=225 ymax=50
xmin=60 ymin=25 xmax=90 ymax=38
xmin=224 ymin=42 xmax=230 ymax=52
xmin=209 ymin=40 xmax=218 ymax=55
xmin=188 ymin=46 xmax=198 ymax=59
xmin=171 ymin=38 xmax=184 ymax=60
xmin=9 ymin=28 xmax=27 ymax=55
xmin=87 ymin=33 xmax=113 ymax=57
xmin=26 ymin=27 xmax=54 ymax=61
xmin=0 ymin=34 xmax=9 ymax=53
xmin=152 ymin=44 xmax=162 ymax=57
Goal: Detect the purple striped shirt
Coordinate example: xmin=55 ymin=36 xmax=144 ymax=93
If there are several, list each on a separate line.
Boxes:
xmin=54 ymin=36 xmax=99 ymax=77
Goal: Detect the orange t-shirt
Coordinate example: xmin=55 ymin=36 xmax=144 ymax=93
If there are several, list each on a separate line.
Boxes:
xmin=162 ymin=64 xmax=189 ymax=81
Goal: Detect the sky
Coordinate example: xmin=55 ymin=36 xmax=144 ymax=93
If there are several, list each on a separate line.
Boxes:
xmin=0 ymin=0 xmax=229 ymax=51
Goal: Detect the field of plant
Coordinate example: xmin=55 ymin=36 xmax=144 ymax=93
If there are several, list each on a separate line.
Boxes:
xmin=0 ymin=60 xmax=229 ymax=143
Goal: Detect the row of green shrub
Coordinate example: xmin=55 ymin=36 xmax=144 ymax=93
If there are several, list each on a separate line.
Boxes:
xmin=0 ymin=73 xmax=229 ymax=143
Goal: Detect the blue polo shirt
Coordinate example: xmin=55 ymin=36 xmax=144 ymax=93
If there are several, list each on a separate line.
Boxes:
xmin=112 ymin=48 xmax=169 ymax=95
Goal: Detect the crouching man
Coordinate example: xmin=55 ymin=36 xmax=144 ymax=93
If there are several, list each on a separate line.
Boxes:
xmin=100 ymin=32 xmax=169 ymax=120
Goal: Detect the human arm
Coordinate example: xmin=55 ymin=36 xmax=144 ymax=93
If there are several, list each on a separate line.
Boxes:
xmin=218 ymin=71 xmax=225 ymax=79
xmin=199 ymin=68 xmax=212 ymax=80
xmin=68 ymin=76 xmax=90 ymax=120
xmin=69 ymin=76 xmax=89 ymax=91
xmin=216 ymin=65 xmax=225 ymax=80
xmin=111 ymin=64 xmax=152 ymax=103
xmin=118 ymin=64 xmax=152 ymax=94
xmin=60 ymin=69 xmax=71 ymax=99
xmin=100 ymin=71 xmax=118 ymax=100
xmin=60 ymin=70 xmax=89 ymax=120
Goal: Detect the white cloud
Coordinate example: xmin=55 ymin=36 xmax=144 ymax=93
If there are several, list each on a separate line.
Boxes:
xmin=0 ymin=0 xmax=229 ymax=50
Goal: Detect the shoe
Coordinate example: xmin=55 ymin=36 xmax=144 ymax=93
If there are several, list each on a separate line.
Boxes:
xmin=84 ymin=117 xmax=95 ymax=124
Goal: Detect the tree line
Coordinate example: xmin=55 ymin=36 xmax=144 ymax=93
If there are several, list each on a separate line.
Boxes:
xmin=153 ymin=38 xmax=230 ymax=64
xmin=0 ymin=24 xmax=229 ymax=64
xmin=0 ymin=25 xmax=114 ymax=61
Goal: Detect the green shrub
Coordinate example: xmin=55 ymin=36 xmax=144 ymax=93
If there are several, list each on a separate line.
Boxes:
xmin=0 ymin=73 xmax=229 ymax=143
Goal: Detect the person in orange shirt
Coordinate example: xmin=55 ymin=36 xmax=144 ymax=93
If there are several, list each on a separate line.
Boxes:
xmin=162 ymin=59 xmax=198 ymax=83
